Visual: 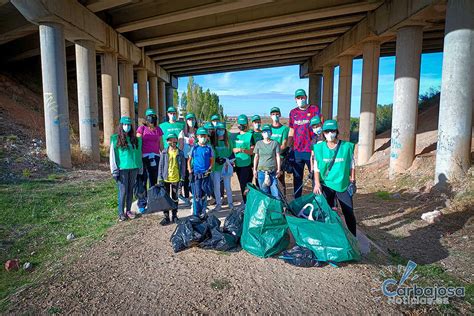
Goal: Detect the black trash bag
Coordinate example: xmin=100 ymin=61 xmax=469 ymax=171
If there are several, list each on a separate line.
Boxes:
xmin=189 ymin=215 xmax=211 ymax=242
xmin=206 ymin=214 xmax=221 ymax=230
xmin=170 ymin=220 xmax=194 ymax=253
xmin=147 ymin=185 xmax=177 ymax=213
xmin=279 ymin=246 xmax=323 ymax=268
xmin=223 ymin=208 xmax=244 ymax=239
xmin=200 ymin=227 xmax=238 ymax=251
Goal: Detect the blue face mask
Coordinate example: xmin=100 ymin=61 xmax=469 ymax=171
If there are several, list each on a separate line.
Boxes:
xmin=122 ymin=124 xmax=131 ymax=133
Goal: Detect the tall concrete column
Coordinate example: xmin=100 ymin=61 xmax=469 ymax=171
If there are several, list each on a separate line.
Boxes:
xmin=75 ymin=40 xmax=99 ymax=162
xmin=119 ymin=61 xmax=134 ymax=120
xmin=158 ymin=80 xmax=166 ymax=121
xmin=100 ymin=52 xmax=119 ymax=148
xmin=389 ymin=26 xmax=423 ymax=179
xmin=358 ymin=41 xmax=380 ymax=165
xmin=322 ymin=65 xmax=334 ymax=119
xmin=165 ymin=84 xmax=174 ymax=108
xmin=137 ymin=68 xmax=148 ymax=120
xmin=309 ymin=73 xmax=322 ymax=106
xmin=149 ymin=76 xmax=158 ymax=114
xmin=39 ymin=23 xmax=71 ymax=168
xmin=435 ymin=0 xmax=474 ymax=183
xmin=337 ymin=55 xmax=353 ymax=140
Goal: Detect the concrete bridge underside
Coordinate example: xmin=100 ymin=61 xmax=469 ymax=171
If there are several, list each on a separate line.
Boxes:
xmin=0 ymin=0 xmax=472 ymax=183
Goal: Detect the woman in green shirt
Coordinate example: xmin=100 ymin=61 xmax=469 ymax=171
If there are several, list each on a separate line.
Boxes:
xmin=232 ymin=114 xmax=255 ymax=206
xmin=211 ymin=122 xmax=234 ymax=211
xmin=313 ymin=119 xmax=357 ymax=236
xmin=110 ymin=116 xmax=143 ymax=221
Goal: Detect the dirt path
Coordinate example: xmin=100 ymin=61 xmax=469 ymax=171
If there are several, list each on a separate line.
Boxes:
xmin=6 ymin=212 xmax=399 ymax=314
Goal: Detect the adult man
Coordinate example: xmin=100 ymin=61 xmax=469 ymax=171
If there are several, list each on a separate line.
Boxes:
xmin=269 ymin=107 xmax=289 ymax=194
xmin=159 ymin=106 xmax=185 ymax=149
xmin=288 ymin=88 xmax=321 ymax=198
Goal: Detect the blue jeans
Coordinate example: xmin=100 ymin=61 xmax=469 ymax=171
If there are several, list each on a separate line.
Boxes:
xmin=191 ymin=173 xmax=213 ymax=217
xmin=293 ymin=151 xmax=311 ymax=198
xmin=257 ymin=170 xmax=280 ymax=199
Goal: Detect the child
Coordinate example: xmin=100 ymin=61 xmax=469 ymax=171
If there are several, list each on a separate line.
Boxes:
xmin=309 ymin=115 xmax=324 ymax=176
xmin=211 ymin=122 xmax=234 ymax=211
xmin=110 ymin=116 xmax=143 ymax=221
xmin=188 ymin=127 xmax=214 ymax=219
xmin=178 ymin=112 xmax=198 ymax=207
xmin=253 ymin=124 xmax=281 ymax=199
xmin=157 ymin=133 xmax=186 ymax=225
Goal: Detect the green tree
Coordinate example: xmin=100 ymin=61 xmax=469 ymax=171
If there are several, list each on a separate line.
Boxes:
xmin=173 ymin=89 xmax=179 ymax=107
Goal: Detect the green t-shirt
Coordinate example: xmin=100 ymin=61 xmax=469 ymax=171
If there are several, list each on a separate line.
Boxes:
xmin=252 ymin=130 xmax=263 ymax=143
xmin=111 ymin=135 xmax=143 ymax=170
xmin=254 ymin=140 xmax=280 ymax=171
xmin=232 ymin=131 xmax=253 ymax=167
xmin=213 ymin=139 xmax=233 ymax=172
xmin=159 ymin=121 xmax=184 ymax=149
xmin=313 ymin=141 xmax=354 ymax=192
xmin=270 ymin=124 xmax=289 ymax=145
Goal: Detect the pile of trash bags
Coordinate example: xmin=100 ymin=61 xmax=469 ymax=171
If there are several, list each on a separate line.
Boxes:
xmin=170 ymin=208 xmax=244 ymax=253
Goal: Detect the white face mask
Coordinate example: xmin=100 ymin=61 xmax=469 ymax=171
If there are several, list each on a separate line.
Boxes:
xmin=198 ymin=137 xmax=207 ymax=145
xmin=212 ymin=121 xmax=218 ymax=127
xmin=262 ymin=131 xmax=271 ymax=139
xmin=325 ymin=132 xmax=337 ymax=141
xmin=296 ymin=98 xmax=307 ymax=108
xmin=122 ymin=124 xmax=131 ymax=133
xmin=271 ymin=115 xmax=280 ymax=123
xmin=253 ymin=122 xmax=261 ymax=130
xmin=186 ymin=119 xmax=194 ymax=127
xmin=313 ymin=127 xmax=322 ymax=135
xmin=168 ymin=113 xmax=176 ymax=121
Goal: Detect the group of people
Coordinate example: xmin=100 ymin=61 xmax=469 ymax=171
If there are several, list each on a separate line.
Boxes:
xmin=109 ymin=88 xmax=358 ymax=236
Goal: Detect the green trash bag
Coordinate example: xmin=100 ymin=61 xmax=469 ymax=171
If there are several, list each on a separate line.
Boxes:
xmin=287 ymin=193 xmax=361 ymax=262
xmin=241 ymin=184 xmax=289 ymax=258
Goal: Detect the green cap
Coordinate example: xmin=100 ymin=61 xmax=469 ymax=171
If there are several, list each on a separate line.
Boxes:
xmin=196 ymin=127 xmax=208 ymax=135
xmin=262 ymin=124 xmax=272 ymax=131
xmin=216 ymin=122 xmax=226 ymax=129
xmin=251 ymin=115 xmax=261 ymax=122
xmin=185 ymin=113 xmax=196 ymax=120
xmin=166 ymin=133 xmax=178 ymax=140
xmin=270 ymin=107 xmax=281 ymax=114
xmin=145 ymin=108 xmax=156 ymax=116
xmin=204 ymin=122 xmax=215 ymax=130
xmin=237 ymin=114 xmax=248 ymax=125
xmin=166 ymin=106 xmax=177 ymax=113
xmin=294 ymin=89 xmax=307 ymax=98
xmin=310 ymin=116 xmax=321 ymax=126
xmin=120 ymin=116 xmax=132 ymax=124
xmin=210 ymin=114 xmax=220 ymax=121
xmin=322 ymin=119 xmax=338 ymax=131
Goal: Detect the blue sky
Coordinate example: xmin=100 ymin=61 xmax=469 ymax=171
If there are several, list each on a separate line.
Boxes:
xmin=176 ymin=52 xmax=443 ymax=118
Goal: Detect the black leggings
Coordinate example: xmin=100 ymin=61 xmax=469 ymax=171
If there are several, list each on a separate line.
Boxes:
xmin=183 ymin=168 xmax=191 ymax=198
xmin=235 ymin=165 xmax=253 ymax=203
xmin=163 ymin=182 xmax=178 ymax=218
xmin=322 ymin=185 xmax=357 ymax=236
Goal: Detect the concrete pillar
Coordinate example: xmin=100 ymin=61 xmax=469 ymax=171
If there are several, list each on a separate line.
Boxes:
xmin=75 ymin=40 xmax=99 ymax=162
xmin=100 ymin=52 xmax=119 ymax=148
xmin=309 ymin=73 xmax=322 ymax=106
xmin=137 ymin=68 xmax=148 ymax=120
xmin=165 ymin=84 xmax=174 ymax=108
xmin=358 ymin=41 xmax=380 ymax=165
xmin=435 ymin=0 xmax=474 ymax=183
xmin=39 ymin=23 xmax=71 ymax=168
xmin=389 ymin=26 xmax=423 ymax=179
xmin=322 ymin=65 xmax=334 ymax=119
xmin=158 ymin=80 xmax=166 ymax=121
xmin=337 ymin=55 xmax=353 ymax=141
xmin=149 ymin=76 xmax=158 ymax=114
xmin=118 ymin=61 xmax=134 ymax=120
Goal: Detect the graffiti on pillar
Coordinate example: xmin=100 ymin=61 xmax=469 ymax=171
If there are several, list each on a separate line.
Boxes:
xmin=390 ymin=128 xmax=402 ymax=159
xmin=81 ymin=118 xmax=98 ymax=128
xmin=45 ymin=92 xmax=68 ymax=128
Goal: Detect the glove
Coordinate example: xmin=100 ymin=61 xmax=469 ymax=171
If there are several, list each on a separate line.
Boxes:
xmin=347 ymin=181 xmax=357 ymax=197
xmin=216 ymin=157 xmax=226 ymax=165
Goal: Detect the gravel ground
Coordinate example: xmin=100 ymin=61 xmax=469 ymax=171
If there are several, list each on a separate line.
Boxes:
xmin=6 ymin=209 xmax=401 ymax=314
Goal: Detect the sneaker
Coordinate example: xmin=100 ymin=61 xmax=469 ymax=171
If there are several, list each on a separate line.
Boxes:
xmin=137 ymin=207 xmax=146 ymax=214
xmin=213 ymin=205 xmax=222 ymax=212
xmin=208 ymin=198 xmax=216 ymax=206
xmin=126 ymin=211 xmax=136 ymax=219
xmin=221 ymin=198 xmax=228 ymax=206
xmin=160 ymin=217 xmax=171 ymax=226
xmin=172 ymin=216 xmax=179 ymax=224
xmin=119 ymin=215 xmax=127 ymax=222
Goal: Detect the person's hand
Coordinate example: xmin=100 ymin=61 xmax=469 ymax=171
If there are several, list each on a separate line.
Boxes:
xmin=188 ymin=167 xmax=193 ymax=174
xmin=276 ymin=169 xmax=281 ymax=177
xmin=253 ymin=169 xmax=257 ymax=179
xmin=313 ymin=182 xmax=322 ymax=195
